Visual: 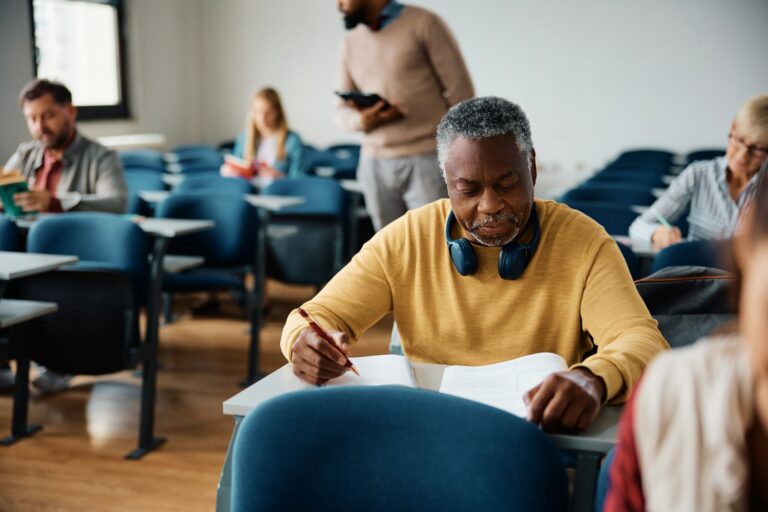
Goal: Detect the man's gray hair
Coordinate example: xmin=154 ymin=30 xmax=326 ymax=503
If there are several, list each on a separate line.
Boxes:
xmin=436 ymin=96 xmax=533 ymax=172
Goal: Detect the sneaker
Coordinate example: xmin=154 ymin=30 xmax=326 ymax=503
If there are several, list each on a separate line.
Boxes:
xmin=32 ymin=369 xmax=73 ymax=394
xmin=0 ymin=368 xmax=14 ymax=392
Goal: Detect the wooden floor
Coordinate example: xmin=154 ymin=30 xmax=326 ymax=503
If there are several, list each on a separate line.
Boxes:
xmin=0 ymin=281 xmax=392 ymax=511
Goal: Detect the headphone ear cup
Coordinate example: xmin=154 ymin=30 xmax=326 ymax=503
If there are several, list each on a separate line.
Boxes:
xmin=449 ymin=238 xmax=478 ymax=276
xmin=498 ymin=246 xmax=527 ymax=280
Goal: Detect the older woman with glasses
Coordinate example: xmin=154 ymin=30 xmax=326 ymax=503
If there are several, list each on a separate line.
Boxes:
xmin=629 ymin=93 xmax=768 ymax=250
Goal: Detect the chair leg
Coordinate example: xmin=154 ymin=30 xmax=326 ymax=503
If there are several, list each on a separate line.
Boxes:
xmin=0 ymin=356 xmax=42 ymax=445
xmin=162 ymin=293 xmax=174 ymax=324
xmin=125 ymin=356 xmax=166 ymax=459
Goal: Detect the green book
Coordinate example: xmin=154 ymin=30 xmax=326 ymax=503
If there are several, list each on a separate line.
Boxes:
xmin=0 ymin=174 xmax=35 ymax=219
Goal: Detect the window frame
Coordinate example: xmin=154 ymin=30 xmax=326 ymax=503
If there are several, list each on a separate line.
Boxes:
xmin=27 ymin=0 xmax=131 ymax=120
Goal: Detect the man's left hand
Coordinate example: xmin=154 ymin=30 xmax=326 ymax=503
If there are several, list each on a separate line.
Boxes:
xmin=524 ymin=368 xmax=606 ymax=433
xmin=13 ymin=190 xmax=53 ymax=212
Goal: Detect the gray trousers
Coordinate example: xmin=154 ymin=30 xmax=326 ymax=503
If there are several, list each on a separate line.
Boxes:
xmin=357 ymin=152 xmax=448 ymax=231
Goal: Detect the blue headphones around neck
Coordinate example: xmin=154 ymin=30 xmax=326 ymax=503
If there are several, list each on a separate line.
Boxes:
xmin=445 ymin=204 xmax=541 ymax=280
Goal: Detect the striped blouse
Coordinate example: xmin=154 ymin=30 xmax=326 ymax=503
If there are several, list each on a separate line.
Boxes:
xmin=629 ymin=157 xmax=758 ymax=243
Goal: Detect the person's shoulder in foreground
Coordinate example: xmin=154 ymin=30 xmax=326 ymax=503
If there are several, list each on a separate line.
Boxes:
xmin=605 ymin=334 xmax=750 ymax=512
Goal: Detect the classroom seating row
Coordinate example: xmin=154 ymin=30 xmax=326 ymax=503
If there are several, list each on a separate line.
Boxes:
xmin=118 ymin=142 xmax=361 ymax=179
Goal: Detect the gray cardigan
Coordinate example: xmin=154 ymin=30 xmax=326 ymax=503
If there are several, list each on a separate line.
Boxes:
xmin=4 ymin=132 xmax=127 ymax=213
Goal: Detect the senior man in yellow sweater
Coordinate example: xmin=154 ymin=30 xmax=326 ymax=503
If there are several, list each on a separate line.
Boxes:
xmin=283 ymin=96 xmax=668 ymax=432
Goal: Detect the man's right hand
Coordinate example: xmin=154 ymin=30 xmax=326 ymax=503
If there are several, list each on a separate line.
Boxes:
xmin=348 ymin=100 xmax=404 ymax=132
xmin=651 ymin=225 xmax=682 ymax=249
xmin=291 ymin=326 xmax=351 ymax=385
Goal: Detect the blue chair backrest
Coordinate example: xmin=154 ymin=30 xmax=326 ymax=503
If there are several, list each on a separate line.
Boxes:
xmin=27 ymin=213 xmax=150 ymax=304
xmin=685 ymin=148 xmax=726 ymax=165
xmin=560 ymin=183 xmax=657 ymax=206
xmin=651 ymin=239 xmax=725 ymax=273
xmin=124 ymin=171 xmax=167 ymax=216
xmin=613 ymin=149 xmax=674 ymax=167
xmin=156 ymin=193 xmax=258 ymax=267
xmin=566 ymin=201 xmax=640 ymax=236
xmin=0 ymin=217 xmax=21 ymax=251
xmin=170 ymin=147 xmax=224 ymax=167
xmin=602 ymin=161 xmax=670 ymax=175
xmin=178 ymin=161 xmax=224 ymax=174
xmin=232 ymin=386 xmax=568 ymax=511
xmin=587 ymin=171 xmax=665 ymax=189
xmin=262 ymin=177 xmax=348 ymax=217
xmin=123 ymin=164 xmax=164 ymax=174
xmin=174 ymin=176 xmax=253 ymax=196
xmin=119 ymin=150 xmax=165 ymax=172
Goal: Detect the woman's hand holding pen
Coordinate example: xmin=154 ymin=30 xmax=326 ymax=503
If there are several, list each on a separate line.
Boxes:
xmin=291 ymin=327 xmax=352 ymax=385
xmin=651 ymin=226 xmax=683 ymax=249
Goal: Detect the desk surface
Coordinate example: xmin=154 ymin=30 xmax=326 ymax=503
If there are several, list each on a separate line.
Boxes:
xmin=223 ymin=361 xmax=620 ymax=454
xmin=0 ymin=299 xmax=58 ymax=328
xmin=0 ymin=252 xmax=78 ymax=280
xmin=138 ymin=191 xmax=304 ymax=212
xmin=136 ymin=218 xmax=215 ymax=238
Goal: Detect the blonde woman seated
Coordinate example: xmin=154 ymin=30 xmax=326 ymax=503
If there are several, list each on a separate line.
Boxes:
xmin=605 ymin=159 xmax=768 ymax=510
xmin=222 ymin=87 xmax=305 ymax=179
xmin=629 ymin=93 xmax=768 ymax=249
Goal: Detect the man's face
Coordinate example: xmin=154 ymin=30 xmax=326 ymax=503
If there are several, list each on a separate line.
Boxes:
xmin=337 ymin=0 xmax=367 ymax=29
xmin=445 ymin=134 xmax=536 ymax=247
xmin=22 ymin=94 xmax=76 ymax=150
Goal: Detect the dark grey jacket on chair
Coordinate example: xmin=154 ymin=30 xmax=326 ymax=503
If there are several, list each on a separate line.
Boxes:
xmin=635 ymin=266 xmax=736 ymax=348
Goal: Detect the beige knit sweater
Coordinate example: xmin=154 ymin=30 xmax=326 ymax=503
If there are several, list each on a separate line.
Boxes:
xmin=336 ymin=5 xmax=474 ymax=158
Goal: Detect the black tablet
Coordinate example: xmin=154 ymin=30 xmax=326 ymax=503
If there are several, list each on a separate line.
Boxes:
xmin=335 ymin=90 xmax=390 ymax=109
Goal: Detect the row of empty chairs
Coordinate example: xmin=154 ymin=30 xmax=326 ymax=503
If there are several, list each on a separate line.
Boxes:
xmin=557 ymin=147 xmax=726 ymax=276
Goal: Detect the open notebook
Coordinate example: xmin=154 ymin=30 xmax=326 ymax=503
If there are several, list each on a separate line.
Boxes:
xmin=323 ymin=353 xmax=568 ymax=418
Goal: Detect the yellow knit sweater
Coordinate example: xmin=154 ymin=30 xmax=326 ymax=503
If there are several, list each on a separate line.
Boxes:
xmin=281 ymin=199 xmax=668 ymax=403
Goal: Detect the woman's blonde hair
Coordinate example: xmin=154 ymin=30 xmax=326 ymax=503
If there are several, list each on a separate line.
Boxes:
xmin=733 ymin=93 xmax=768 ymax=142
xmin=244 ymin=87 xmax=289 ymax=163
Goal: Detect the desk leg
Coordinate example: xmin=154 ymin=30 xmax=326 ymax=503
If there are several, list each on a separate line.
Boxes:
xmin=571 ymin=451 xmax=602 ymax=512
xmin=242 ymin=211 xmax=268 ymax=386
xmin=126 ymin=236 xmax=168 ymax=459
xmin=1 ymin=355 xmax=42 ymax=445
xmin=216 ymin=416 xmax=243 ymax=512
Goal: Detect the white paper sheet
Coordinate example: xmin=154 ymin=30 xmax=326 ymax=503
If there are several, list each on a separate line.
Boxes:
xmin=324 ymin=354 xmax=416 ymax=387
xmin=438 ymin=352 xmax=568 ymax=417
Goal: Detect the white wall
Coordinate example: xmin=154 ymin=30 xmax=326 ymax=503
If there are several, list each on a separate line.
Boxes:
xmin=197 ymin=0 xmax=768 ymax=195
xmin=0 ymin=0 xmax=204 ymax=160
xmin=3 ymin=0 xmax=768 ymax=196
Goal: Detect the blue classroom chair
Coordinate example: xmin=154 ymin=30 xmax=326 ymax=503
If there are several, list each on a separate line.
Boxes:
xmin=124 ymin=170 xmax=167 ymax=216
xmin=559 ymin=183 xmax=657 ymax=207
xmin=156 ymin=193 xmax=264 ymax=384
xmin=232 ymin=386 xmax=568 ymax=511
xmin=7 ymin=213 xmax=163 ymax=458
xmin=0 ymin=217 xmax=21 ymax=251
xmin=566 ymin=201 xmax=640 ymax=236
xmin=587 ymin=171 xmax=665 ymax=189
xmin=174 ymin=175 xmax=253 ymax=195
xmin=611 ymin=149 xmax=675 ymax=170
xmin=119 ymin=149 xmax=166 ymax=172
xmin=261 ymin=177 xmax=349 ymax=284
xmin=651 ymin=239 xmax=726 ymax=273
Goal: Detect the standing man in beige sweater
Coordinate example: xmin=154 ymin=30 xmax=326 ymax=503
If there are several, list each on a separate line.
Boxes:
xmin=336 ymin=0 xmax=474 ymax=230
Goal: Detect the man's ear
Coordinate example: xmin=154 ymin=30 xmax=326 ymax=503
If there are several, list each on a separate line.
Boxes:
xmin=68 ymin=104 xmax=78 ymax=122
xmin=529 ymin=148 xmax=537 ymax=187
